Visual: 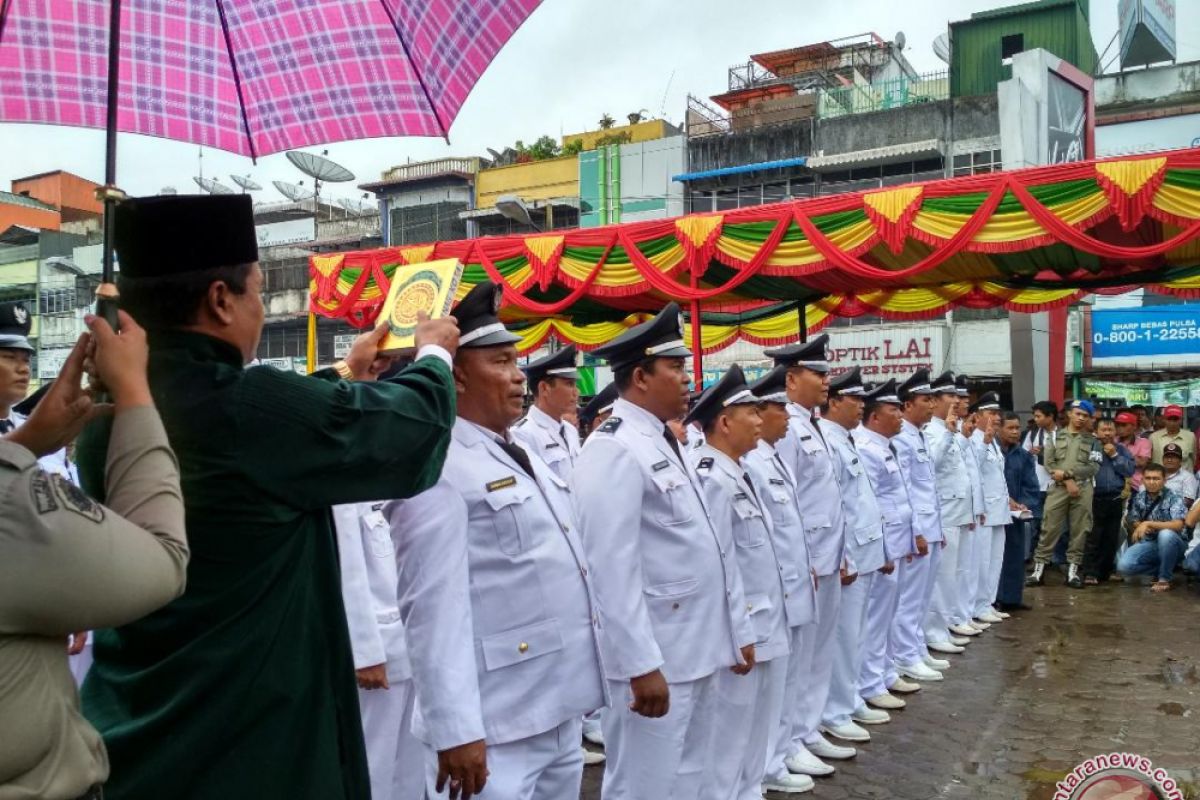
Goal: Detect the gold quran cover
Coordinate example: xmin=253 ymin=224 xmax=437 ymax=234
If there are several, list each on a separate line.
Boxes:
xmin=380 ymin=258 xmax=464 ymax=355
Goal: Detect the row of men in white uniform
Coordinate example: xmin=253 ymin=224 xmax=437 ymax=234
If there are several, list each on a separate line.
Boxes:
xmin=330 ymin=289 xmax=1015 ymax=800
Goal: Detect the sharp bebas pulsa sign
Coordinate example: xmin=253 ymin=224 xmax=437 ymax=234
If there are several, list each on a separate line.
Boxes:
xmin=826 ymin=325 xmax=944 ymax=379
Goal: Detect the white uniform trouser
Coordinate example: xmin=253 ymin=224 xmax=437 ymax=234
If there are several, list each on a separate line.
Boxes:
xmin=602 ymin=673 xmax=718 ymax=800
xmin=704 ymin=657 xmax=787 ymax=800
xmin=764 ymin=624 xmax=812 ymax=781
xmin=891 ymin=546 xmax=938 ymax=670
xmin=822 ymin=570 xmax=875 ymax=728
xmin=925 ymin=525 xmax=966 ymax=643
xmin=428 ymin=717 xmax=585 ymax=800
xmin=857 ymin=567 xmax=899 ymax=700
xmin=972 ymin=525 xmax=1006 ymax=617
xmin=360 ymin=678 xmax=424 ymax=800
xmin=955 ymin=524 xmax=979 ymax=624
xmin=69 ymin=638 xmax=94 ymax=687
xmin=583 ymin=709 xmax=603 ymax=739
xmin=793 ymin=575 xmax=841 ymax=749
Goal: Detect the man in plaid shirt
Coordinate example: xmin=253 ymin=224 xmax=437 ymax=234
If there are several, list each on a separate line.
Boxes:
xmin=1116 ymin=463 xmax=1189 ymax=593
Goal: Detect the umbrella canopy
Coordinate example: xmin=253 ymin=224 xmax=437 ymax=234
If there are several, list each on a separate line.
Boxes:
xmin=0 ymin=0 xmax=541 ymax=157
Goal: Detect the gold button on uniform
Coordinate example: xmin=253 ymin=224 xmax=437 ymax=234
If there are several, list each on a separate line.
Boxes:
xmin=518 ymin=642 xmax=529 ymax=653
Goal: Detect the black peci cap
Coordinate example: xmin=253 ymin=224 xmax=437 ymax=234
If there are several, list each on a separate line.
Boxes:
xmin=114 ymin=195 xmax=259 ymax=279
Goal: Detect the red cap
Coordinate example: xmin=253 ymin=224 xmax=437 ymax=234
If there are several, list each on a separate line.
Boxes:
xmin=1114 ymin=411 xmax=1137 ymax=424
xmin=1164 ymin=404 xmax=1184 ymax=419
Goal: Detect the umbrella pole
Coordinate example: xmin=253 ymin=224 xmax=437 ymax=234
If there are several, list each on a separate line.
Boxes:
xmin=95 ymin=0 xmax=124 ymax=328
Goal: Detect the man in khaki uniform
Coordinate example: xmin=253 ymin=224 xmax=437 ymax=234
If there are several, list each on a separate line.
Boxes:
xmin=1149 ymin=404 xmax=1196 ymax=467
xmin=1027 ymin=400 xmax=1101 ymax=589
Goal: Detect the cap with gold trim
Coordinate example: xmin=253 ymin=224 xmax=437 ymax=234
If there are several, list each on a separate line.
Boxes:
xmin=593 ymin=302 xmax=691 ymax=372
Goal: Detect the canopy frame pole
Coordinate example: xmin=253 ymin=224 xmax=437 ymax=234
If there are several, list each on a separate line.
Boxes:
xmin=689 ymin=272 xmax=703 ymax=390
xmin=306 ymin=311 xmax=317 ymax=373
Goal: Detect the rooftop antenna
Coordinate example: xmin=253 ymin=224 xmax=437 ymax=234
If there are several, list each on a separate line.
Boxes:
xmin=231 ymin=174 xmax=263 ymax=193
xmin=193 ymin=176 xmax=235 ymax=194
xmin=272 ymin=180 xmax=315 ymax=203
xmin=659 ymin=69 xmax=676 ymax=119
xmin=285 ymin=149 xmax=355 ymax=221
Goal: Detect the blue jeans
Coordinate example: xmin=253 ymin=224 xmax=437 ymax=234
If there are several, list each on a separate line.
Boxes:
xmin=1116 ymin=530 xmax=1187 ymax=582
xmin=1185 ymin=544 xmax=1200 ymax=575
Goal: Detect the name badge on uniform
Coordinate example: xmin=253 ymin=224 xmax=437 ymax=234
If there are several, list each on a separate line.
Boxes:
xmin=734 ymin=491 xmax=749 ymax=500
xmin=546 ymin=442 xmax=561 ymax=449
xmin=486 ymin=476 xmax=518 ymax=492
xmin=768 ymin=478 xmax=786 ymax=485
xmin=799 ymin=435 xmax=813 ymax=442
xmin=652 ymin=459 xmax=671 ymax=472
xmin=696 ymin=457 xmax=714 ymax=471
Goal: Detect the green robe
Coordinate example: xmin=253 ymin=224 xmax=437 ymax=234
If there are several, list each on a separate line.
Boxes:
xmin=76 ymin=330 xmax=455 ymax=799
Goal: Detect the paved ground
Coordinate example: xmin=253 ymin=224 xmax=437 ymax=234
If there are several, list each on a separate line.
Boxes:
xmin=581 ymin=574 xmax=1200 ymax=799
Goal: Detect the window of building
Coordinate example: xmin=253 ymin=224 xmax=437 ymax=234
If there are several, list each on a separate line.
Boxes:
xmin=952 ymin=149 xmax=1003 ymax=177
xmin=1001 ymin=33 xmax=1024 ymax=61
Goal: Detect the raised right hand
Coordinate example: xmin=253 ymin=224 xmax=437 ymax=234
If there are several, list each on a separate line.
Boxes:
xmin=414 ymin=311 xmax=461 ymax=357
xmin=629 ymin=669 xmax=670 ymax=718
xmin=437 ymin=740 xmax=487 ymax=800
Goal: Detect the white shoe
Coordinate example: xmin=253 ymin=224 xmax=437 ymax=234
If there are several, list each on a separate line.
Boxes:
xmin=888 ymin=677 xmax=921 ymax=694
xmin=806 ymin=735 xmax=857 ymax=760
xmin=865 ymin=692 xmax=906 ymax=710
xmin=924 ymin=655 xmax=951 ymax=670
xmin=582 ymin=748 xmax=605 ymax=766
xmin=764 ymin=773 xmax=816 ymax=793
xmin=950 ymin=636 xmax=972 ymax=646
xmin=978 ymin=611 xmax=1004 ymax=623
xmin=582 ymin=728 xmax=605 ymax=747
xmin=969 ymin=620 xmax=990 ymax=631
xmin=898 ymin=661 xmax=944 ymax=682
xmin=948 ymin=623 xmax=980 ymax=637
xmin=822 ymin=721 xmax=871 ymax=742
xmin=852 ymin=705 xmax=892 ymax=725
xmin=928 ymin=640 xmax=964 ymax=654
xmin=785 ymin=747 xmax=837 ymax=775
xmin=994 ymin=609 xmax=1011 ymax=619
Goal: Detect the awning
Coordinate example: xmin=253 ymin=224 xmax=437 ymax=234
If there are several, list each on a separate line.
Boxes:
xmin=806 ymin=139 xmax=943 ymax=170
xmin=672 ymin=156 xmax=808 ymax=183
xmin=459 ymin=196 xmax=582 ymax=220
xmin=309 ymin=148 xmax=1200 ymax=353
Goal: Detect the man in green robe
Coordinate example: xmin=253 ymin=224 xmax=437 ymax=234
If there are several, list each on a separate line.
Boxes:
xmin=76 ymin=194 xmax=459 ymax=799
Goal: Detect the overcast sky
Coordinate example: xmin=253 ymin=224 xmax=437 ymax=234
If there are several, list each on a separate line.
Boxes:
xmin=2 ymin=0 xmax=1195 ymax=204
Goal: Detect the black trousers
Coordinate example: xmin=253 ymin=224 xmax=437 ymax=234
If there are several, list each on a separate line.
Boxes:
xmin=1083 ymin=492 xmax=1125 ymax=580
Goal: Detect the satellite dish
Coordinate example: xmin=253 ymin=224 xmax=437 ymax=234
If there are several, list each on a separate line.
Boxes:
xmin=336 ymin=197 xmax=361 ymax=213
xmin=933 ymin=33 xmax=951 ymax=65
xmin=285 ymin=151 xmax=355 ymax=183
xmin=895 ymin=31 xmax=906 ymax=51
xmin=231 ymin=174 xmax=263 ymax=192
xmin=193 ymin=176 xmax=234 ymax=195
xmin=273 ymin=180 xmax=315 ymax=202
xmin=160 ymin=186 xmax=177 ymax=195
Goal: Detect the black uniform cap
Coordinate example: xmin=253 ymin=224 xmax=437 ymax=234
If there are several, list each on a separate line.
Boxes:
xmin=593 ymin=302 xmax=691 ymax=372
xmin=684 ymin=364 xmax=759 ymax=427
xmin=750 ymin=364 xmax=789 ymax=404
xmin=968 ymin=391 xmax=1002 ymax=413
xmin=114 ymin=195 xmax=258 ymax=279
xmin=829 ymin=365 xmax=866 ymax=397
xmin=897 ymin=368 xmax=936 ymax=401
xmin=523 ymin=345 xmax=578 ymax=385
xmin=863 ymin=379 xmax=902 ymax=406
xmin=763 ymin=333 xmax=830 ymax=373
xmin=580 ymin=382 xmax=618 ymax=425
xmin=929 ymin=370 xmax=957 ymax=395
xmin=456 ymin=281 xmax=521 ymax=348
xmin=0 ymin=301 xmax=33 ymax=351
xmin=955 ymin=373 xmax=970 ymax=397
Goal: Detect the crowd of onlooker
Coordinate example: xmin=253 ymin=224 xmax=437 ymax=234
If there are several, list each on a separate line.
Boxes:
xmin=1018 ymin=400 xmax=1200 ymax=594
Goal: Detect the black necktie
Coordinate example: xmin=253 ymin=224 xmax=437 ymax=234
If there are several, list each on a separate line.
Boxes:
xmin=498 ymin=440 xmax=536 ymax=479
xmin=811 ymin=414 xmax=827 ymax=446
xmin=888 ymin=442 xmax=898 ymax=457
xmin=742 ymin=472 xmax=759 ymax=501
xmin=0 ymin=419 xmax=12 ymax=435
xmin=663 ymin=426 xmax=685 ymax=466
xmin=774 ymin=452 xmax=789 ymax=480
xmin=918 ymin=429 xmax=927 ymax=447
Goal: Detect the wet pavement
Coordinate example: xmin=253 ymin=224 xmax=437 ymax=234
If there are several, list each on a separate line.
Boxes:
xmin=580 ymin=575 xmax=1200 ymax=799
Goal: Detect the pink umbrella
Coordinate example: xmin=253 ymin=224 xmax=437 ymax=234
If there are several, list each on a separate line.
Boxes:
xmin=0 ymin=0 xmax=541 ymax=304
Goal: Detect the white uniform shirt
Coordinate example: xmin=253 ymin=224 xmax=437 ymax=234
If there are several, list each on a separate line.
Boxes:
xmin=853 ymin=426 xmax=916 ymax=560
xmin=970 ymin=430 xmax=1012 ymax=527
xmin=692 ymin=445 xmax=791 ymax=663
xmin=959 ymin=432 xmax=986 ymax=520
xmin=511 ymin=403 xmax=581 ymax=481
xmin=1023 ymin=426 xmax=1057 ymax=492
xmin=4 ymin=410 xmax=75 ymax=482
xmin=332 ymin=501 xmax=412 ymax=683
xmin=893 ymin=419 xmax=943 ymax=543
xmin=385 ymin=418 xmax=606 ymax=750
xmin=820 ymin=419 xmax=886 ymax=575
xmin=744 ymin=439 xmax=817 ymax=628
xmin=1166 ymin=468 xmax=1199 ymax=503
xmin=573 ymin=397 xmax=754 ymax=684
xmin=924 ymin=416 xmax=973 ymax=528
xmin=775 ymin=403 xmax=846 ymax=578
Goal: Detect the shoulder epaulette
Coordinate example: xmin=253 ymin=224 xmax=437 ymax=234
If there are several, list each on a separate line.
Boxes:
xmin=596 ymin=417 xmax=623 ymax=434
xmin=697 ymin=456 xmax=714 ymax=471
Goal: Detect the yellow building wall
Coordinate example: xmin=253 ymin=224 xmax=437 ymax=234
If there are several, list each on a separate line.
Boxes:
xmin=0 ymin=259 xmax=39 ymax=286
xmin=475 ymin=155 xmax=579 ymax=209
xmin=562 ymin=119 xmax=677 ymax=151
